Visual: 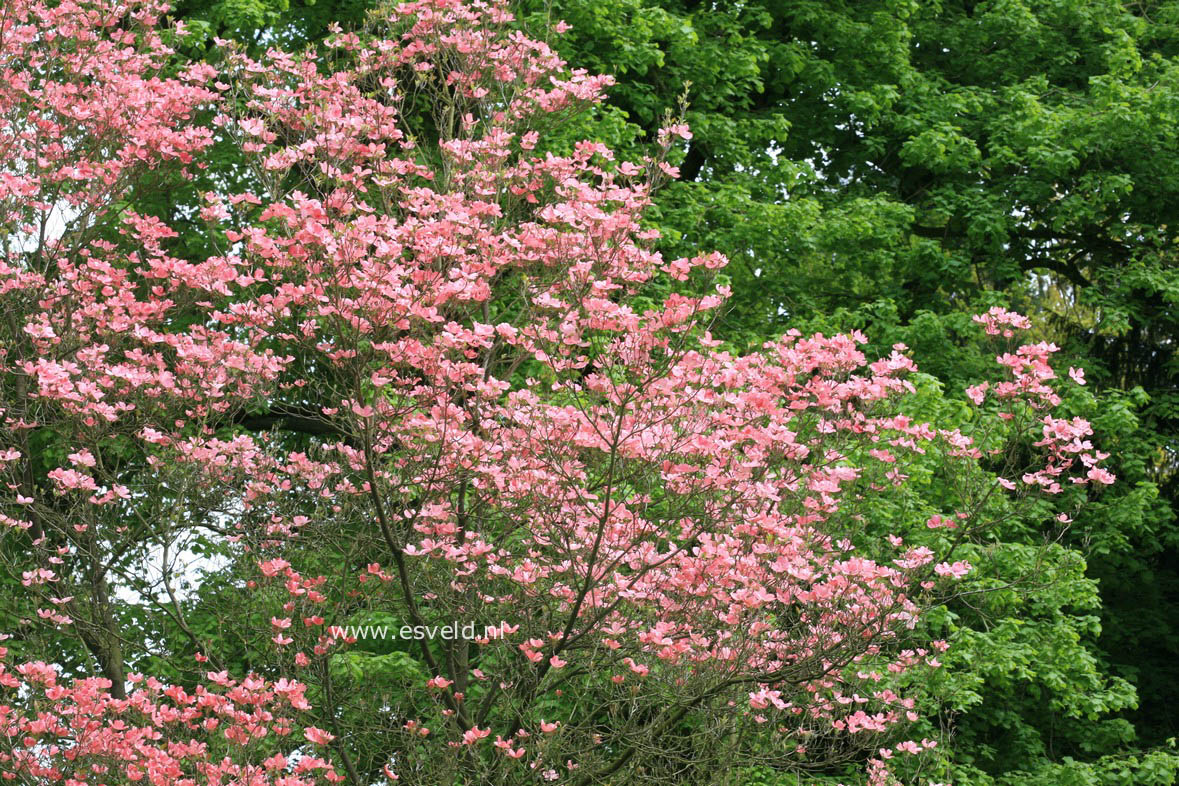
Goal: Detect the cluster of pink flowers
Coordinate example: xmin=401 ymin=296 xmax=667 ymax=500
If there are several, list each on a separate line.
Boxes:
xmin=0 ymin=647 xmax=339 ymax=784
xmin=972 ymin=305 xmax=1032 ymax=337
xmin=964 ymin=308 xmax=1115 ymax=493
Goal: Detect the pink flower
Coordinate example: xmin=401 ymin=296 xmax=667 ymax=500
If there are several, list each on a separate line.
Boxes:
xmin=304 ymin=726 xmax=335 ymax=745
xmin=934 ymin=561 xmax=972 ymax=579
xmin=462 ymin=727 xmax=491 ymax=745
xmin=1087 ymin=467 xmax=1116 ymax=485
xmin=259 ymin=558 xmax=290 ymax=577
xmin=973 ymin=307 xmax=1031 ymax=336
xmin=965 ymin=382 xmax=989 ymax=405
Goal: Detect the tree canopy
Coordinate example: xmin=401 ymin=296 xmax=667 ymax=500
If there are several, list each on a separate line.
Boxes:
xmin=1 ymin=0 xmax=1177 ymax=784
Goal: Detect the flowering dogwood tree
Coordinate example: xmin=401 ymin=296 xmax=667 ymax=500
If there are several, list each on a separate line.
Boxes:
xmin=0 ymin=0 xmax=1114 ymax=783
